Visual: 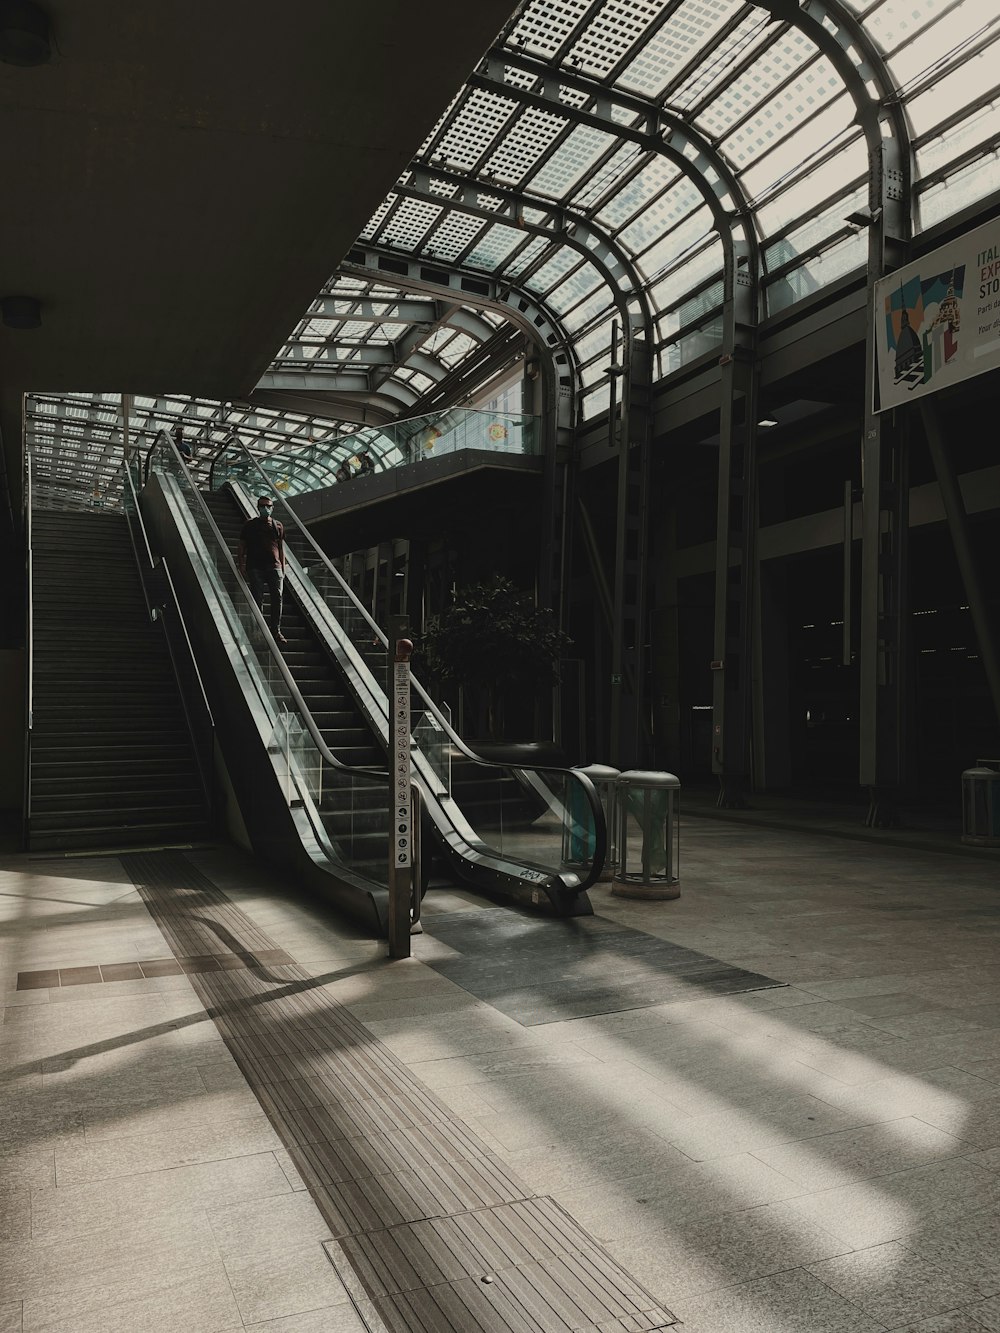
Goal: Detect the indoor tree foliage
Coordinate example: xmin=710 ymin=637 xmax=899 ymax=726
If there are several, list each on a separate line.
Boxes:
xmin=420 ymin=576 xmax=570 ymax=739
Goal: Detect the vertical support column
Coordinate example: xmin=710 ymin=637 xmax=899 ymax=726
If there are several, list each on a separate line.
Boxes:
xmin=711 ymin=348 xmax=759 ymax=807
xmin=609 ymin=337 xmax=652 ymax=770
xmin=859 ymin=140 xmax=910 ymax=826
xmin=388 ymin=635 xmax=414 ymax=959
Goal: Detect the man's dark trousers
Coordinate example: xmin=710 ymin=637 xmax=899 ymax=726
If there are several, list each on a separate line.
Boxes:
xmin=247 ymin=566 xmax=283 ymax=636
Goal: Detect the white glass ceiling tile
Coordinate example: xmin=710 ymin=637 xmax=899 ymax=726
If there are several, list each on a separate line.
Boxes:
xmin=485 ymin=104 xmax=568 ymax=183
xmin=503 ymin=233 xmax=552 ymax=277
xmin=763 ymin=183 xmax=866 ymax=273
xmin=739 ymin=96 xmax=856 ymax=200
xmin=528 ymin=124 xmax=618 ymax=198
xmin=436 ymin=87 xmax=519 ymax=171
xmin=360 ymin=193 xmax=396 ymax=241
xmin=614 ymin=177 xmax=705 ymax=253
xmin=694 ymin=28 xmax=815 ymax=138
xmin=438 ymin=333 xmax=477 ymax=366
xmin=378 ymin=197 xmax=441 ymax=248
xmin=409 ymin=372 xmax=436 ymax=391
xmin=907 ymin=40 xmax=1000 ymax=136
xmin=717 ymin=53 xmax=841 ymax=170
xmin=566 ymin=0 xmax=662 ymax=80
xmin=464 ymin=222 xmax=525 ymax=269
xmin=626 ymin=200 xmax=713 ymax=273
xmin=303 ymin=317 xmax=338 ymax=338
xmin=561 ymin=286 xmax=615 ymax=332
xmin=422 ymin=211 xmax=487 ymax=261
xmin=754 ymin=135 xmax=865 ymax=233
xmin=573 ymin=142 xmax=644 ymax=209
xmin=917 ymin=153 xmax=1000 ymax=230
xmin=547 ymin=262 xmax=604 ymax=311
xmin=423 ymin=327 xmax=454 ymax=354
xmin=581 ymin=382 xmax=612 ymax=419
xmin=525 ymin=246 xmax=581 ymax=293
xmin=634 ymin=219 xmax=713 ymax=284
xmin=616 ymin=0 xmax=737 ymax=99
xmin=592 ymin=154 xmax=678 ymax=228
xmin=510 ymin=0 xmax=593 ymax=59
xmin=916 ymin=99 xmax=1000 ymax=184
xmin=765 ymin=230 xmax=866 ymax=314
xmin=861 ymin=0 xmax=976 ymax=70
xmin=672 ymin=8 xmax=775 ymax=110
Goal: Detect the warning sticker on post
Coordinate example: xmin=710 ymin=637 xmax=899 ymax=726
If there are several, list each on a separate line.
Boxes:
xmin=392 ymin=659 xmax=411 ymax=867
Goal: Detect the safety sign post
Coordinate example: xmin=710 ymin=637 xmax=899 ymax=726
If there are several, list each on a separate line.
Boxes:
xmin=388 ymin=637 xmax=414 ymax=959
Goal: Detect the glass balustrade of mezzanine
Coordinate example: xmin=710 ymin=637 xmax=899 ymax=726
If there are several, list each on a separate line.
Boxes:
xmin=213 ymin=407 xmax=539 ymax=499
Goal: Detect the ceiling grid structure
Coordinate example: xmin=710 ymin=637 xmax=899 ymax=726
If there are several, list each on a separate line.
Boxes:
xmin=27 ymin=0 xmax=1000 ymax=490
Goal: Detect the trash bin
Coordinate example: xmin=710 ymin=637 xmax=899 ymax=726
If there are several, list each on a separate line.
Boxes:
xmin=568 ymin=764 xmax=619 ymax=881
xmin=612 ymin=770 xmax=681 ymax=900
xmin=963 ymin=762 xmax=1000 ymax=846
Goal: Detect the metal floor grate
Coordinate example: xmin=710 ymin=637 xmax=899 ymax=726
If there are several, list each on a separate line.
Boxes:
xmin=120 ymin=852 xmax=676 ymax=1333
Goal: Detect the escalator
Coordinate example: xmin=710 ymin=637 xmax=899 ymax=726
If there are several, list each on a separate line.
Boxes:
xmin=141 ymin=431 xmax=605 ymax=934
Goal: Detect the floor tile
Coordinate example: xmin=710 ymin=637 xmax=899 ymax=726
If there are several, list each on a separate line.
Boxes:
xmin=672 ymin=1266 xmax=884 ymax=1331
xmin=808 ymin=1241 xmax=975 ymax=1327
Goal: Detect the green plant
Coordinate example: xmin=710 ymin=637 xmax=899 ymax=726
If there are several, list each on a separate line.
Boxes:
xmin=421 ymin=576 xmax=570 ymax=738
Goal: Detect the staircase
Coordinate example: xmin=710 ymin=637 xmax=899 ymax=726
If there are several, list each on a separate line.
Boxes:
xmin=202 ymin=490 xmax=389 ymax=877
xmin=29 ymin=510 xmax=212 ymax=851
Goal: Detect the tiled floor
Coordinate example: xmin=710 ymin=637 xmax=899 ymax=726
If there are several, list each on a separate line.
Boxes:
xmin=3 ymin=819 xmax=1000 ymax=1330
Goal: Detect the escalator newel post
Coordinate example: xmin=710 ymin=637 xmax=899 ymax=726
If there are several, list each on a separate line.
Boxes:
xmin=388 ymin=636 xmax=415 ymax=959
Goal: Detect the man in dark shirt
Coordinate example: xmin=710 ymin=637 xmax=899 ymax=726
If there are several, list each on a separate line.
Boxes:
xmin=238 ymin=496 xmax=287 ymax=645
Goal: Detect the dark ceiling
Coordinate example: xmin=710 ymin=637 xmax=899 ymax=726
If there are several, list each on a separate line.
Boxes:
xmin=0 ymin=0 xmax=517 ymax=505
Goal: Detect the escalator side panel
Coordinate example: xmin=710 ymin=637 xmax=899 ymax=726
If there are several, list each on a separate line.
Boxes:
xmin=141 ymin=473 xmax=388 ymax=935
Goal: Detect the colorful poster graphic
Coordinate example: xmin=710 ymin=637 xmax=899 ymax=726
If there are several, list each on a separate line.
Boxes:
xmin=874 ymin=216 xmax=1000 ymax=412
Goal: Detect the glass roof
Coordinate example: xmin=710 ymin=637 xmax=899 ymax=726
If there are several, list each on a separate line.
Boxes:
xmin=27 ymin=0 xmax=1000 ymax=497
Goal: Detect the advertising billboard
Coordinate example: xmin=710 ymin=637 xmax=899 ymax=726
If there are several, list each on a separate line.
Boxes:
xmin=874 ymin=214 xmax=1000 ymax=412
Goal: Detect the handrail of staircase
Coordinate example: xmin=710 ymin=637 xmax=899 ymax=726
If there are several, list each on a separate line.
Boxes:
xmin=22 ymin=450 xmax=33 ymax=848
xmin=209 ymin=436 xmax=607 ymax=894
xmin=145 ymin=430 xmax=388 ymax=781
xmin=121 ymin=452 xmax=217 ymax=817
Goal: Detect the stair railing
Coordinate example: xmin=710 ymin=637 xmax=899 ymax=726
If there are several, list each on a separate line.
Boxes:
xmin=121 ymin=452 xmax=217 ymax=821
xmin=22 ymin=452 xmax=33 ymax=848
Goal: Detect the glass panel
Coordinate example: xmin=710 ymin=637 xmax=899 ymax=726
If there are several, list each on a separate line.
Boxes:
xmin=917 ymin=155 xmax=1000 ymax=231
xmin=720 ymin=58 xmax=845 ymax=172
xmin=694 ymin=27 xmax=815 ymax=138
xmin=739 ymin=96 xmax=856 ymax=200
xmin=592 ymin=154 xmax=677 ymax=229
xmin=486 ymin=104 xmax=568 ymax=184
xmin=755 ymin=140 xmax=867 ymax=235
xmin=616 ymin=0 xmax=738 ymax=99
xmin=763 ymin=183 xmax=867 ymax=275
xmin=528 ymin=124 xmax=618 ymax=199
xmin=916 ymin=100 xmax=1000 ymax=185
xmin=672 ymin=8 xmax=777 ymax=110
xmin=906 ymin=41 xmax=1000 ymax=136
xmin=875 ymin=0 xmax=994 ymax=84
xmin=656 ymin=279 xmax=724 ymax=341
xmin=581 ymin=382 xmax=612 ymax=419
xmin=146 ymin=435 xmax=391 ymax=886
xmin=765 ymin=231 xmax=867 ymax=315
xmin=648 ymin=240 xmax=723 ymax=312
xmin=662 ymin=316 xmax=724 ymax=372
xmin=435 ymin=87 xmax=518 ymax=171
xmin=547 ymin=263 xmax=604 ymax=314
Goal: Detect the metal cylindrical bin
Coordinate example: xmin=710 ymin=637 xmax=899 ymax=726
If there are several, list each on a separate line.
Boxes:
xmin=569 ymin=764 xmax=620 ymax=881
xmin=962 ymin=763 xmax=1000 ymax=846
xmin=612 ymin=770 xmax=681 ymax=900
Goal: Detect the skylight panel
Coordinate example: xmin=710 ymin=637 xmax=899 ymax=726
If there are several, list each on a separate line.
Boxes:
xmin=465 ymin=222 xmax=525 ymax=269
xmin=509 ymin=0 xmax=593 ymax=59
xmin=525 ymin=247 xmax=580 ymax=294
xmin=547 ymin=262 xmax=604 ymax=312
xmin=503 ymin=234 xmax=552 ymax=278
xmin=435 ymin=87 xmax=519 ymax=171
xmin=671 ymin=8 xmax=775 ymax=110
xmin=565 ymin=0 xmax=663 ymax=80
xmin=717 ymin=54 xmax=842 ymax=171
xmin=422 ymin=211 xmax=486 ymax=261
xmin=616 ymin=0 xmax=736 ymax=99
xmin=528 ymin=124 xmax=618 ymax=199
xmin=378 ymin=197 xmax=441 ymax=249
xmin=485 ymin=105 xmax=568 ymax=184
xmin=615 ymin=177 xmax=706 ymax=255
xmin=592 ymin=154 xmax=679 ymax=229
xmin=360 ymin=193 xmax=396 ymax=241
xmin=693 ymin=29 xmax=815 ymax=139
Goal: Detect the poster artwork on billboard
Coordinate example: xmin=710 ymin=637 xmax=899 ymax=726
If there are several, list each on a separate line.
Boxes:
xmin=874 ymin=215 xmax=1000 ymax=412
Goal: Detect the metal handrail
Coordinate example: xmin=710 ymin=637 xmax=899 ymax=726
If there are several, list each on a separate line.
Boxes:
xmin=210 ymin=437 xmax=607 ymax=894
xmin=146 ymin=431 xmax=388 ymax=780
xmin=122 ymin=454 xmax=217 ymax=813
xmin=22 ymin=452 xmax=33 ymax=848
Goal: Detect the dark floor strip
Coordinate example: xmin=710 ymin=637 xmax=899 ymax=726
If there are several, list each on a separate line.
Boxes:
xmin=15 ymin=949 xmax=294 ymax=989
xmin=120 ymin=851 xmax=677 ymax=1333
xmin=421 ymin=907 xmax=786 ymax=1024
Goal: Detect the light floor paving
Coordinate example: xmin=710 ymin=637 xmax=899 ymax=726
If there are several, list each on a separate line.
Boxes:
xmin=1 ymin=819 xmax=1000 ymax=1330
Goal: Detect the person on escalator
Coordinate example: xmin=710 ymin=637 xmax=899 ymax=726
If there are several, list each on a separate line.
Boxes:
xmin=356 ymin=450 xmax=375 ymax=476
xmin=238 ymin=496 xmax=287 ymax=647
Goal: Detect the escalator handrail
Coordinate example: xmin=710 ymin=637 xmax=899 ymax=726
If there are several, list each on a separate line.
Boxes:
xmin=211 ymin=438 xmax=607 ymax=894
xmin=146 ymin=430 xmax=389 ymax=781
xmin=122 ymin=453 xmax=217 ymax=809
